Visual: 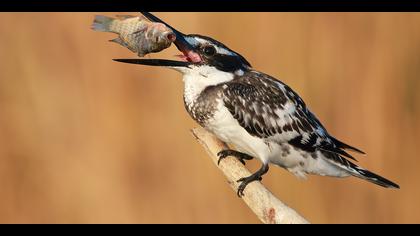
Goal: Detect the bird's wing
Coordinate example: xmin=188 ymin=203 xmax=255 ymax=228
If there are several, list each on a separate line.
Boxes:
xmin=221 ymin=71 xmax=363 ymax=160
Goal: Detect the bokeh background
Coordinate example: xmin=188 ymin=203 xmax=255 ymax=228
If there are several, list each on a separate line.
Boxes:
xmin=0 ymin=12 xmax=419 ymax=223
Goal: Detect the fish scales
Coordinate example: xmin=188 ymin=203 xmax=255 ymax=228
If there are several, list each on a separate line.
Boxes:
xmin=91 ymin=14 xmax=175 ymax=57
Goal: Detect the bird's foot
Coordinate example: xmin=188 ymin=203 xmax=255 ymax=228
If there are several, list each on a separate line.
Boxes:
xmin=217 ymin=149 xmax=254 ymax=165
xmin=237 ymin=175 xmax=262 ymax=197
xmin=236 ymin=164 xmax=269 ymax=197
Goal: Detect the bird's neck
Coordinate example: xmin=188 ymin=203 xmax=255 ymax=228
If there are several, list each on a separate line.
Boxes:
xmin=182 ymin=66 xmax=234 ymax=108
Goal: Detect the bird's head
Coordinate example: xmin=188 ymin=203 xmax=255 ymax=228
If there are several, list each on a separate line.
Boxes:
xmin=114 ymin=13 xmax=251 ymax=76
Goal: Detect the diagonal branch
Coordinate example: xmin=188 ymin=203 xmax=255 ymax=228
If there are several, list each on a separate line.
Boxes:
xmin=191 ymin=127 xmax=310 ymax=224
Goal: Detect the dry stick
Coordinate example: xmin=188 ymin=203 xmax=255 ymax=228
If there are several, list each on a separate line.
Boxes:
xmin=191 ymin=127 xmax=310 ymax=224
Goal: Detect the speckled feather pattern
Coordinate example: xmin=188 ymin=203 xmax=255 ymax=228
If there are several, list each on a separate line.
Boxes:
xmin=184 ymin=69 xmax=367 ymax=178
xmin=172 ymin=33 xmax=398 ymax=188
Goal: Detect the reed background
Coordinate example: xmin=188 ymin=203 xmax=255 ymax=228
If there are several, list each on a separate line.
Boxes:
xmin=0 ymin=13 xmax=419 ymax=223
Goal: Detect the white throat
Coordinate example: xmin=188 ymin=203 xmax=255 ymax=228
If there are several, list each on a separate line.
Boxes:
xmin=176 ymin=65 xmax=234 ymax=106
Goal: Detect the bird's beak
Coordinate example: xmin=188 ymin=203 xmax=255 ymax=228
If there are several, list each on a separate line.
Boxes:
xmin=113 ymin=12 xmax=202 ymax=68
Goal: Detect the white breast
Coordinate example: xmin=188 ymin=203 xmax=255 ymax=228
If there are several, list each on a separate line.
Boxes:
xmin=182 ymin=65 xmax=235 ymax=108
xmin=180 ymin=66 xmax=274 ymax=162
xmin=205 ymin=100 xmax=274 ymax=164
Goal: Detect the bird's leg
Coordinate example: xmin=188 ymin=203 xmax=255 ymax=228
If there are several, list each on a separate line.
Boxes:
xmin=217 ymin=149 xmax=254 ymax=165
xmin=236 ymin=164 xmax=269 ymax=197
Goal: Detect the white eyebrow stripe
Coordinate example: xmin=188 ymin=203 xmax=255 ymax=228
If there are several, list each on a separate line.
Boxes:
xmin=185 ymin=37 xmax=200 ymax=46
xmin=190 ymin=37 xmax=236 ymax=56
xmin=194 ymin=37 xmax=207 ymax=44
xmin=216 ymin=46 xmax=235 ymax=56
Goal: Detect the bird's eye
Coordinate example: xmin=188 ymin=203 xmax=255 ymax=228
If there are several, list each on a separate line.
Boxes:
xmin=203 ymin=45 xmax=216 ymax=56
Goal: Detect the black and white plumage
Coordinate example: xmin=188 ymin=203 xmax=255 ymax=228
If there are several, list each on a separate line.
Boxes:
xmin=115 ymin=12 xmax=399 ymax=196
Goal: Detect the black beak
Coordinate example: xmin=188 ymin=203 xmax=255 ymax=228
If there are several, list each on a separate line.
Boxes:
xmin=141 ymin=12 xmax=194 ymax=53
xmin=113 ymin=12 xmax=196 ymax=68
xmin=113 ymin=59 xmax=191 ymax=67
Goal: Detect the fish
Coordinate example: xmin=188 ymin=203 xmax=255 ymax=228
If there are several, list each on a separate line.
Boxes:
xmin=91 ymin=14 xmax=176 ymax=57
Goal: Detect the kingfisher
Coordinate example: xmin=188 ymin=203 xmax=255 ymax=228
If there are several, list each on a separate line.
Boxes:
xmin=115 ymin=12 xmax=399 ymax=197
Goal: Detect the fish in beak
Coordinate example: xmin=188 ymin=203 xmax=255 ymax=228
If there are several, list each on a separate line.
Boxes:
xmin=113 ymin=12 xmax=202 ymax=68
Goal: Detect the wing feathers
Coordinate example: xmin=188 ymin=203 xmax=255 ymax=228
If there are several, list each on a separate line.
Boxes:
xmin=330 ymin=136 xmax=366 ymax=154
xmin=217 ymin=70 xmax=396 ymax=188
xmin=222 ymin=71 xmax=363 ymax=164
xmin=318 ymin=146 xmax=358 ymax=162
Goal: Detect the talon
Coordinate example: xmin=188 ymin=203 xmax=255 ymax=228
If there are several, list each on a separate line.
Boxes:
xmin=234 ymin=164 xmax=269 ymax=197
xmin=237 ymin=177 xmax=246 ymax=183
xmin=216 ymin=149 xmax=253 ymax=166
xmin=217 ymin=157 xmax=227 ymax=166
xmin=217 ymin=156 xmax=226 ymax=165
xmin=237 ymin=184 xmax=246 ymax=197
xmin=237 ymin=189 xmax=243 ymax=197
xmin=236 ymin=178 xmax=250 ymax=197
xmin=217 ymin=150 xmax=228 ymax=165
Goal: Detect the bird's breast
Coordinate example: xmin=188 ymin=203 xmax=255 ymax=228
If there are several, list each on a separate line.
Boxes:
xmin=183 ymin=86 xmax=223 ymax=127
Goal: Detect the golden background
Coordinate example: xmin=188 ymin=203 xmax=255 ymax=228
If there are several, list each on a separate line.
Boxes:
xmin=0 ymin=12 xmax=419 ymax=223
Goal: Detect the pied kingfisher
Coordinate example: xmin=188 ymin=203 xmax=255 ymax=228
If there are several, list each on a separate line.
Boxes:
xmin=115 ymin=12 xmax=399 ymax=197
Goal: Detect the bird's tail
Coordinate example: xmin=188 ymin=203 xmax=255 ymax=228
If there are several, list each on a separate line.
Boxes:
xmin=347 ymin=164 xmax=400 ymax=189
xmin=323 ymin=151 xmax=399 ymax=188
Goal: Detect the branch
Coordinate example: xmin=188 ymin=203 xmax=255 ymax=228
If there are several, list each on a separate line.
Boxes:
xmin=191 ymin=127 xmax=309 ymax=224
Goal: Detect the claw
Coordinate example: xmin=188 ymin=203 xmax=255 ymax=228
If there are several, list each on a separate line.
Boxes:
xmin=234 ymin=164 xmax=269 ymax=197
xmin=237 ymin=181 xmax=248 ymax=197
xmin=217 ymin=149 xmax=252 ymax=166
xmin=235 ymin=176 xmax=254 ymax=197
xmin=237 ymin=177 xmax=246 ymax=183
xmin=217 ymin=150 xmax=228 ymax=165
xmin=237 ymin=186 xmax=245 ymax=197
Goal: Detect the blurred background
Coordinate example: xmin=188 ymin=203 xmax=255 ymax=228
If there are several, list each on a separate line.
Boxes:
xmin=0 ymin=12 xmax=419 ymax=223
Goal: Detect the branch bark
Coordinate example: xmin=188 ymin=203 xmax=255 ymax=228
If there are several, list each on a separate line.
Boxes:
xmin=191 ymin=127 xmax=309 ymax=224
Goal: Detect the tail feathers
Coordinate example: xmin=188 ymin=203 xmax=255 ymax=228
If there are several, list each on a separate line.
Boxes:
xmin=322 ymin=150 xmax=399 ymax=189
xmin=330 ymin=136 xmax=366 ymax=154
xmin=349 ymin=165 xmax=400 ymax=189
xmin=91 ymin=15 xmax=115 ymax=32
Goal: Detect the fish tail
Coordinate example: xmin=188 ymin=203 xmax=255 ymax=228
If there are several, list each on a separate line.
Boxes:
xmin=91 ymin=15 xmax=115 ymax=32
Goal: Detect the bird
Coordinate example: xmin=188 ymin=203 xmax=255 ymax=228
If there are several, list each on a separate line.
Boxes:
xmin=114 ymin=12 xmax=399 ymax=197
